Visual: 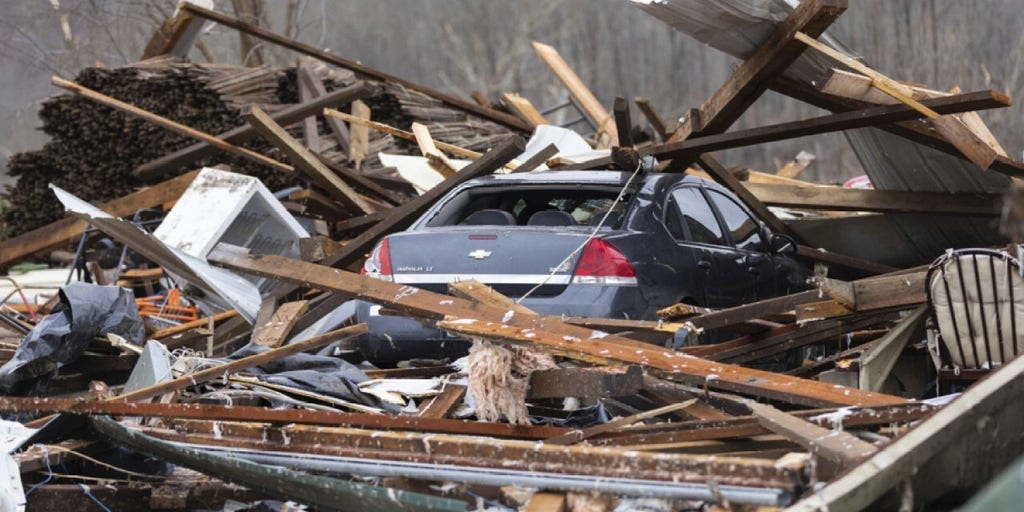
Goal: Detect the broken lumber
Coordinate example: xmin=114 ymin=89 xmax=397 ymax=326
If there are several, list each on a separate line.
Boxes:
xmin=209 ymin=246 xmax=908 ymax=408
xmin=133 ymin=81 xmax=378 ymax=179
xmin=531 ymin=41 xmax=617 ymax=147
xmin=666 ymin=0 xmax=847 ymax=145
xmin=745 ymin=182 xmax=1003 ymax=216
xmin=243 ymin=105 xmax=375 ymax=214
xmin=501 ymin=92 xmax=549 ymax=128
xmin=794 ymin=31 xmax=997 ymax=169
xmin=749 ymin=402 xmax=877 ymax=479
xmin=297 ymin=57 xmax=350 ymax=152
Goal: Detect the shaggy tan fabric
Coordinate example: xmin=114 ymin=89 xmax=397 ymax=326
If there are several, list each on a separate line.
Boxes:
xmin=467 ymin=339 xmax=557 ymax=425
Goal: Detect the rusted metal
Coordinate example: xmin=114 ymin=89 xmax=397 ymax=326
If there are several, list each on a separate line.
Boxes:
xmin=0 ymin=396 xmax=567 ymax=440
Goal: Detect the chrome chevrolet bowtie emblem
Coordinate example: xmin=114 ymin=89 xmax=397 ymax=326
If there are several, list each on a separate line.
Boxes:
xmin=468 ymin=249 xmax=492 ymax=260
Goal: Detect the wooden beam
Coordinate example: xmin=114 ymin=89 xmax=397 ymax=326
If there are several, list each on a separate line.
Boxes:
xmin=777 ymin=151 xmax=815 ymax=179
xmin=859 ymin=305 xmax=927 ymax=391
xmin=511 ymin=143 xmax=559 ymax=174
xmin=296 ymin=59 xmax=322 ymax=153
xmin=613 ymin=97 xmax=634 ymax=148
xmin=52 ymin=76 xmax=291 ymax=173
xmin=545 ymin=400 xmax=698 ymax=446
xmin=252 ymin=300 xmax=309 ymax=348
xmin=179 ymin=3 xmax=530 ymax=133
xmin=318 ymin=136 xmax=525 ymax=269
xmin=749 ymin=402 xmax=877 ymax=479
xmin=771 ymin=77 xmax=1024 ymax=178
xmin=501 ymin=92 xmax=549 ymax=128
xmin=646 ymin=90 xmax=1009 ymax=162
xmin=666 ymin=0 xmax=847 ymax=145
xmin=687 ymin=290 xmax=820 ymax=331
xmin=447 ymin=279 xmax=536 ymax=316
xmin=634 ymin=97 xmax=669 ymax=141
xmin=745 ymin=182 xmax=1003 ymax=216
xmin=417 ymin=384 xmax=466 ymax=419
xmin=0 ymin=170 xmax=200 ymax=266
xmin=296 ymin=57 xmax=350 ymax=153
xmin=314 ymin=153 xmax=405 ymax=206
xmin=411 ymin=122 xmax=457 ymax=177
xmin=133 ymin=81 xmax=378 ymax=180
xmin=528 ymin=366 xmax=642 ymax=400
xmin=209 ymin=247 xmax=908 ymax=408
xmin=242 ymin=105 xmax=375 ymax=215
xmin=140 ymin=3 xmax=207 ymax=59
xmin=794 ymin=32 xmax=997 ymax=169
xmin=531 ymin=41 xmax=617 ymax=147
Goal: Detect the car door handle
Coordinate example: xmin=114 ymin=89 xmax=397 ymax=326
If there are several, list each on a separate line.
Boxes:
xmin=747 ymin=266 xmax=761 ymax=275
xmin=744 ymin=253 xmax=766 ymax=265
xmin=697 ymin=259 xmax=712 ymax=270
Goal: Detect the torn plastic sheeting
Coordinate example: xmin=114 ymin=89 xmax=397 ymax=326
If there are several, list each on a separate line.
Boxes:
xmin=0 ymin=282 xmax=144 ymax=394
xmin=88 ymin=415 xmax=466 ymax=512
xmin=51 ymin=184 xmax=261 ymax=324
xmin=225 ymin=344 xmax=400 ymax=413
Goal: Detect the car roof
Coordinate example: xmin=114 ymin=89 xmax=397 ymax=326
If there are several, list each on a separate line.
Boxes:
xmin=461 ymin=170 xmax=705 ymax=187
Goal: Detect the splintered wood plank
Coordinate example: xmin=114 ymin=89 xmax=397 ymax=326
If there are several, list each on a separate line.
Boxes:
xmin=531 ymin=41 xmax=617 ymax=147
xmin=749 ymin=402 xmax=877 ymax=479
xmin=180 ymin=3 xmax=530 ymax=133
xmin=667 ymin=0 xmax=847 ymax=144
xmin=411 ymin=122 xmax=457 ymax=177
xmin=53 ymin=76 xmax=291 ymax=173
xmin=253 ymin=300 xmax=310 ymax=347
xmin=795 ymin=245 xmax=899 ymax=275
xmin=297 ymin=57 xmax=351 ymax=153
xmin=243 ymin=105 xmax=375 ymax=215
xmin=209 ymin=247 xmax=908 ymax=408
xmin=528 ymin=366 xmax=642 ymax=399
xmin=502 ymin=92 xmax=549 ymax=128
xmin=745 ymin=182 xmax=1002 ymax=216
xmin=546 ymin=400 xmax=698 ymax=446
xmin=796 ymin=33 xmax=998 ymax=169
xmin=777 ymin=151 xmax=815 ymax=179
xmin=349 ymin=100 xmax=371 ymax=170
xmin=418 ymin=384 xmax=466 ymax=419
xmin=0 ymin=170 xmax=200 ymax=265
xmin=134 ymin=81 xmax=378 ymax=180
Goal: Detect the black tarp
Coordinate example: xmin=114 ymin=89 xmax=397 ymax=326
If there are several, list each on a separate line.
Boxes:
xmin=0 ymin=282 xmax=144 ymax=394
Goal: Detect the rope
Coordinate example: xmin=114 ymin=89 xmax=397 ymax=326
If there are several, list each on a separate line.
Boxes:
xmin=516 ymin=158 xmax=645 ymax=304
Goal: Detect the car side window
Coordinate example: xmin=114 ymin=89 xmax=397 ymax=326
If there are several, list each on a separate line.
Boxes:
xmin=666 ymin=188 xmax=725 ymax=245
xmin=707 ymin=190 xmax=764 ymax=252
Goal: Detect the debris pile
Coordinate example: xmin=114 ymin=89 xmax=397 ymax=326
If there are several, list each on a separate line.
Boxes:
xmin=1 ymin=1 xmax=1023 ymax=511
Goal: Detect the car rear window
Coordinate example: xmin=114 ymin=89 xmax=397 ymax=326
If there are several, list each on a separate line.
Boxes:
xmin=423 ymin=185 xmax=627 ymax=228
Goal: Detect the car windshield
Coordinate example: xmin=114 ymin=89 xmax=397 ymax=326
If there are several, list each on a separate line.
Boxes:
xmin=423 ymin=184 xmax=627 ymax=228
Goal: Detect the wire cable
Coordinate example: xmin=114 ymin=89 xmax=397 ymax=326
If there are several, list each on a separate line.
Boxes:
xmin=516 ymin=159 xmax=645 ymax=304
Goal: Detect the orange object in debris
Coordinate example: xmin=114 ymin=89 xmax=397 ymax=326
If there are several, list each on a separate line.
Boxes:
xmin=136 ymin=288 xmax=198 ymax=323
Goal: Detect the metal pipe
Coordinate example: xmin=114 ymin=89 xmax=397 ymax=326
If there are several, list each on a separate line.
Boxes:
xmin=181 ymin=443 xmax=791 ymax=506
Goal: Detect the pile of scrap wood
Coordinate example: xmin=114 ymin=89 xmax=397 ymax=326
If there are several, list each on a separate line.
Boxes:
xmin=2 ymin=1 xmax=1024 ymax=511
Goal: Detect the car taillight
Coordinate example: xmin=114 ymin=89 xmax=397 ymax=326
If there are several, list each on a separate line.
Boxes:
xmin=361 ymin=237 xmax=394 ymax=281
xmin=572 ymin=239 xmax=637 ymax=285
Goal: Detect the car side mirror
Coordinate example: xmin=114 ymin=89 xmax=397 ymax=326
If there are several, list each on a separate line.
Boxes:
xmin=769 ymin=233 xmax=798 ymax=256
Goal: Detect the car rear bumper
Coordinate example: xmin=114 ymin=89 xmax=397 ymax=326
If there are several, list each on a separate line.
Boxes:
xmin=354 ymin=284 xmax=651 ymax=364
